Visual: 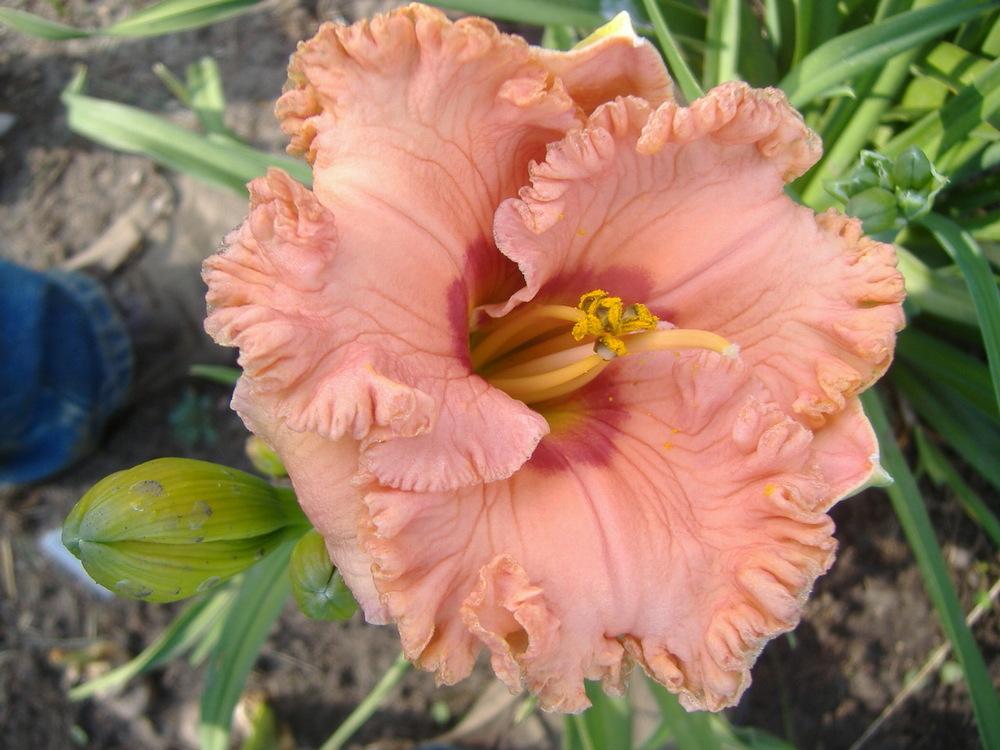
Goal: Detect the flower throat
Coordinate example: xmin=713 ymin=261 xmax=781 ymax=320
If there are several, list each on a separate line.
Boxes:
xmin=471 ymin=289 xmax=738 ymax=405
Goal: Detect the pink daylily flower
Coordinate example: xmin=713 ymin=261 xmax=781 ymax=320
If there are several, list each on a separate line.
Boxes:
xmin=203 ymin=4 xmax=904 ymax=712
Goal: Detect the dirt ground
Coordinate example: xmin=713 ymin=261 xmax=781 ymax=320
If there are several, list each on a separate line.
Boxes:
xmin=1 ymin=1 xmax=997 ymax=748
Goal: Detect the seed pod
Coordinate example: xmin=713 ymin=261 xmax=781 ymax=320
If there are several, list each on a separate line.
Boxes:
xmin=289 ymin=530 xmax=358 ymax=621
xmin=62 ymin=458 xmax=308 ymax=602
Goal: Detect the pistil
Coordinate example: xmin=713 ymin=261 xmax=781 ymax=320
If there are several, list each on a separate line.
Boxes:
xmin=473 ymin=290 xmax=738 ymax=405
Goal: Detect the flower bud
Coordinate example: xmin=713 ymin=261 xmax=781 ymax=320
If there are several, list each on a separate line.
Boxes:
xmin=892 ymin=146 xmax=934 ymax=191
xmin=62 ymin=458 xmax=309 ymax=602
xmin=826 ymin=163 xmax=880 ymax=203
xmin=289 ymin=530 xmax=357 ymax=620
xmin=245 ymin=436 xmax=287 ymax=478
xmin=846 ymin=186 xmax=899 ymax=234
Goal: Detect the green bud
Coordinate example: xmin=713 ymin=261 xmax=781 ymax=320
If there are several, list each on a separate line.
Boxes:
xmin=63 ymin=458 xmax=308 ymax=602
xmin=826 ymin=164 xmax=880 ymax=203
xmin=892 ymin=146 xmax=934 ymax=191
xmin=858 ymin=150 xmax=894 ymax=189
xmin=846 ymin=186 xmax=898 ymax=234
xmin=245 ymin=436 xmax=287 ymax=478
xmin=897 ymin=188 xmax=931 ymax=221
xmin=289 ymin=530 xmax=358 ymax=621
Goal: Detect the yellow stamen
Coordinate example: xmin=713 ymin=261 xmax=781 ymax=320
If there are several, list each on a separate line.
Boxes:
xmin=571 ymin=290 xmax=659 ymax=356
xmin=470 ymin=305 xmax=583 ymax=369
xmin=472 ymin=288 xmax=737 ymax=406
xmin=488 ymin=354 xmax=606 ymax=403
xmin=490 ymin=342 xmax=596 ymax=379
xmin=625 ymin=328 xmax=738 ymax=358
xmin=514 ymin=360 xmax=611 ymax=404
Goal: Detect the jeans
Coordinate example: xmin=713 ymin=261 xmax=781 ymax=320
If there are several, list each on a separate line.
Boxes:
xmin=0 ymin=259 xmax=132 ymax=486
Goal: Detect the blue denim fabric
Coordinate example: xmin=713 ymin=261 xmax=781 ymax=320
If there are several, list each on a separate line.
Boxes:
xmin=0 ymin=259 xmax=132 ymax=486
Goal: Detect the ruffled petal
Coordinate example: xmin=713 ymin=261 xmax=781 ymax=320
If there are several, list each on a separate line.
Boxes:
xmin=230 ymin=386 xmax=388 ymax=623
xmin=531 ymin=13 xmax=674 ymax=115
xmin=276 ymin=3 xmax=579 ymax=277
xmin=204 ymin=169 xmax=548 ymax=493
xmin=357 ymin=352 xmax=851 ymax=711
xmin=493 ymin=84 xmax=904 ymax=426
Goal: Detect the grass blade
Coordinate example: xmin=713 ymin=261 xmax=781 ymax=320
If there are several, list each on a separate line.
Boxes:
xmin=186 ymin=57 xmax=231 ymax=136
xmin=190 ymin=365 xmax=242 ymax=386
xmin=0 ymin=0 xmax=262 ymax=39
xmin=799 ymin=0 xmax=928 ymax=209
xmin=0 ymin=7 xmax=89 ymax=38
xmin=580 ymin=681 xmax=633 ymax=750
xmin=920 ymin=213 xmax=1000 ymax=412
xmin=882 ymin=57 xmax=1000 ymax=162
xmin=199 ymin=534 xmax=296 ymax=750
xmin=790 ymin=0 xmax=839 ymax=68
xmin=738 ymin=1 xmax=780 ymax=86
xmin=641 ymin=0 xmax=704 ymax=102
xmin=895 ymin=246 xmax=979 ymax=327
xmin=861 ymin=390 xmax=1000 ymax=750
xmin=646 ymin=681 xmax=721 ymax=750
xmin=896 ymin=328 xmax=998 ymax=421
xmin=69 ymin=586 xmax=236 ymax=699
xmin=780 ymin=0 xmax=995 ymax=108
xmin=62 ymin=69 xmax=310 ymax=194
xmin=915 ymin=428 xmax=1000 ymax=548
xmin=429 ymin=0 xmax=604 ymax=27
xmin=892 ymin=367 xmax=1000 ymax=493
xmin=318 ymin=653 xmax=411 ymax=750
xmin=703 ymin=0 xmax=741 ymax=87
xmin=106 ymin=0 xmax=262 ymax=37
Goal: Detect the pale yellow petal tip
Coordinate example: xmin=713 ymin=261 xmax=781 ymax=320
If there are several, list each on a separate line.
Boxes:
xmin=574 ymin=11 xmax=638 ymax=50
xmin=722 ymin=343 xmax=741 ymax=360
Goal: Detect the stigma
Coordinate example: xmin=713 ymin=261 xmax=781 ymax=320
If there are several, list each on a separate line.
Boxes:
xmin=471 ymin=290 xmax=739 ymax=405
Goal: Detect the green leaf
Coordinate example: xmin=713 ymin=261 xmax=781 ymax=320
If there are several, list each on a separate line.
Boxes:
xmin=915 ymin=428 xmax=1000 ymax=548
xmin=0 ymin=7 xmax=88 ymax=38
xmin=763 ymin=0 xmax=796 ymax=72
xmin=897 ymin=328 xmax=999 ymax=421
xmin=798 ymin=0 xmax=935 ymax=208
xmin=0 ymin=0 xmax=263 ymax=39
xmin=190 ymin=364 xmax=242 ymax=386
xmin=69 ymin=586 xmax=237 ymax=699
xmin=983 ymin=12 xmax=1000 ymax=56
xmin=896 ymin=246 xmax=980 ymax=326
xmin=920 ymin=213 xmax=1000 ymax=413
xmin=882 ymin=57 xmax=1000 ymax=163
xmin=186 ymin=57 xmax=231 ymax=136
xmin=429 ymin=0 xmax=605 ymax=27
xmin=580 ymin=681 xmax=633 ymax=750
xmin=921 ymin=41 xmax=993 ymax=92
xmin=641 ymin=0 xmax=704 ymax=102
xmin=200 ymin=535 xmax=296 ymax=750
xmin=736 ymin=4 xmax=779 ymax=86
xmin=106 ymin=0 xmax=262 ymax=37
xmin=780 ymin=0 xmax=996 ymax=108
xmin=542 ymin=24 xmax=580 ymax=50
xmin=861 ymin=390 xmax=1000 ymax=750
xmin=893 ymin=367 xmax=1000 ymax=492
xmin=703 ymin=0 xmax=741 ymax=87
xmin=646 ymin=681 xmax=721 ymax=750
xmin=318 ymin=653 xmax=411 ymax=750
xmin=62 ymin=69 xmax=310 ymax=194
xmin=790 ymin=0 xmax=840 ymax=68
xmin=967 ymin=212 xmax=1000 ymax=242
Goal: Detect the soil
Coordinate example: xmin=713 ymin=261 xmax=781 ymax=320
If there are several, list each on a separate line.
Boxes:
xmin=1 ymin=2 xmax=997 ymax=749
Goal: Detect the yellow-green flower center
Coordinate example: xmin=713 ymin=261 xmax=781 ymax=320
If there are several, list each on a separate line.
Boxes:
xmin=471 ymin=289 xmax=737 ymax=405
